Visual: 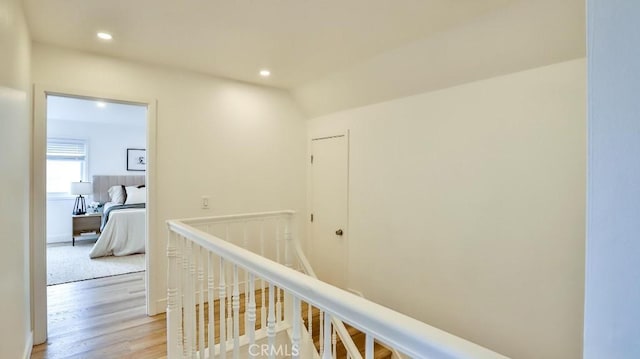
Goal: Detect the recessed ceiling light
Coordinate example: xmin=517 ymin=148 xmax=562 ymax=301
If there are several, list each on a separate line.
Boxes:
xmin=97 ymin=32 xmax=113 ymax=40
xmin=259 ymin=69 xmax=271 ymax=77
xmin=96 ymin=102 xmax=106 ymax=108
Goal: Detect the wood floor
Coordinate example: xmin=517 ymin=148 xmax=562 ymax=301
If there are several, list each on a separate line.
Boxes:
xmin=31 ymin=272 xmax=167 ymax=359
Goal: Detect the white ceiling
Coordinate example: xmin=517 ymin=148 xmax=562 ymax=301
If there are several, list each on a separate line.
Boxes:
xmin=294 ymin=0 xmax=586 ymax=117
xmin=23 ymin=0 xmax=511 ymax=89
xmin=47 ymin=95 xmax=147 ymax=126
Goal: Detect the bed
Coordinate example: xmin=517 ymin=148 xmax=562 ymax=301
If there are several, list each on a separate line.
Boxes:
xmin=89 ymin=175 xmax=146 ymax=258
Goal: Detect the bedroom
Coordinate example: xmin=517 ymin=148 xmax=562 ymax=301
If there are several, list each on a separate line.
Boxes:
xmin=45 ymin=95 xmax=148 ymax=285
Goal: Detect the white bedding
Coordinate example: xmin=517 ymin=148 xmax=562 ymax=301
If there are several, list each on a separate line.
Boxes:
xmin=90 ymin=207 xmax=146 ymax=258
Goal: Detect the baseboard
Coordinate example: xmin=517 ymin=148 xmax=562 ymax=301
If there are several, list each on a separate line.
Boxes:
xmin=47 ymin=233 xmax=70 ymax=244
xmin=23 ymin=330 xmax=33 ymax=359
xmin=154 ymin=298 xmax=167 ymax=315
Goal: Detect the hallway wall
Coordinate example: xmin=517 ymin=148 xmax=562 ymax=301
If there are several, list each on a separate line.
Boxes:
xmin=0 ymin=0 xmax=32 ymax=357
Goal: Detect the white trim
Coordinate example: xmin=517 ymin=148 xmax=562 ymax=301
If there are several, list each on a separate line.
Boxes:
xmin=23 ymin=331 xmax=33 ymax=359
xmin=32 ymin=84 xmax=47 ymax=344
xmin=31 ymin=83 xmax=159 ymax=343
xmin=145 ymin=98 xmax=159 ymax=315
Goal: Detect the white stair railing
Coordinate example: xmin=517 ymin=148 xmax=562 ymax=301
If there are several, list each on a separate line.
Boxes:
xmin=167 ymin=210 xmax=509 ymax=359
xmin=290 ymin=232 xmax=362 ymax=359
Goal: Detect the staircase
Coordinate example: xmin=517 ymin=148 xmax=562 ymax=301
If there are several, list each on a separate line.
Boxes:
xmin=301 ymin=303 xmax=392 ymax=359
xmin=195 ymin=289 xmax=392 ymax=358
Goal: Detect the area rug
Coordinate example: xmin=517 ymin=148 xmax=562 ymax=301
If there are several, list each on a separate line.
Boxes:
xmin=47 ymin=242 xmax=145 ymax=285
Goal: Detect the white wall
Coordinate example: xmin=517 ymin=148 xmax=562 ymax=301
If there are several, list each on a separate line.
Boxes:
xmin=584 ymin=1 xmax=640 ymax=358
xmin=0 ymin=0 xmax=32 ymax=357
xmin=31 ymin=43 xmax=307 ymax=313
xmin=308 ymin=59 xmax=586 ymax=359
xmin=46 ymin=119 xmax=146 ymax=243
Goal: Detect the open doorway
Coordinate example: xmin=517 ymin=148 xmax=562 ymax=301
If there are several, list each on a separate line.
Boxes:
xmin=45 ymin=95 xmax=147 ymax=285
xmin=32 ymin=87 xmax=158 ymax=345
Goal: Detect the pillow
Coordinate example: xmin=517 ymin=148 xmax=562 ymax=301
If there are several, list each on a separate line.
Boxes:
xmin=108 ymin=185 xmax=126 ymax=204
xmin=124 ymin=186 xmax=146 ymax=204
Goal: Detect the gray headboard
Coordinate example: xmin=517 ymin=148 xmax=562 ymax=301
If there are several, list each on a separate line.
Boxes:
xmin=92 ymin=175 xmax=146 ymax=203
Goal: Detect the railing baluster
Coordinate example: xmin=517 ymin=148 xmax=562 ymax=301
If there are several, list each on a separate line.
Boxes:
xmin=365 ymin=334 xmax=374 ymax=359
xmin=225 ymin=224 xmax=233 ymax=343
xmin=291 ymin=296 xmax=301 ymax=359
xmin=167 ymin=231 xmax=180 ymax=358
xmin=322 ymin=311 xmax=332 ymax=359
xmin=181 ymin=239 xmax=189 ymax=357
xmin=247 ymin=272 xmax=257 ymax=358
xmin=243 ymin=223 xmax=249 ymax=333
xmin=198 ymin=246 xmax=205 ymax=357
xmin=267 ymin=283 xmax=276 ymax=359
xmin=307 ymin=303 xmax=313 ymax=344
xmin=186 ymin=240 xmax=196 ymax=358
xmin=219 ymin=258 xmax=227 ymax=359
xmin=178 ymin=236 xmax=185 ymax=356
xmin=232 ymin=265 xmax=240 ymax=359
xmin=276 ymin=286 xmax=282 ymax=324
xmin=332 ymin=326 xmax=337 ymax=358
xmin=260 ymin=222 xmax=266 ymax=331
xmin=319 ymin=309 xmax=324 ymax=355
xmin=208 ymin=252 xmax=215 ymax=358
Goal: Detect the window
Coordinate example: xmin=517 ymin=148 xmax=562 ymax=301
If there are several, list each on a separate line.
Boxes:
xmin=47 ymin=139 xmax=87 ymax=195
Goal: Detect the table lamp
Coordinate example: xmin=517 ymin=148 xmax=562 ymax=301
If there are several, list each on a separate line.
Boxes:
xmin=70 ymin=181 xmax=92 ymax=215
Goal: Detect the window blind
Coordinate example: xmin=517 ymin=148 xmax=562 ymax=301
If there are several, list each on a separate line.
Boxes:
xmin=47 ymin=139 xmax=86 ymax=160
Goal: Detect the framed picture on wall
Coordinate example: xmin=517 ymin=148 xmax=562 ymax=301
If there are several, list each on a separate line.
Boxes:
xmin=127 ymin=148 xmax=146 ymax=171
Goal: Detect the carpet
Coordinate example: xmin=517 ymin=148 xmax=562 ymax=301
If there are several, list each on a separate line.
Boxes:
xmin=47 ymin=242 xmax=145 ymax=285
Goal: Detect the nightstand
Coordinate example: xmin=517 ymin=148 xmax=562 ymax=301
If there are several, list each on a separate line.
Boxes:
xmin=72 ymin=213 xmax=102 ymax=246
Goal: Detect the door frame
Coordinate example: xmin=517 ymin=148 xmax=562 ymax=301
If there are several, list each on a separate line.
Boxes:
xmin=307 ymin=130 xmax=350 ymax=288
xmin=31 ymin=84 xmax=158 ymax=344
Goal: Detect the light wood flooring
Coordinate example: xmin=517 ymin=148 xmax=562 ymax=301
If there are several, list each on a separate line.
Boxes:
xmin=31 ymin=272 xmax=167 ymax=359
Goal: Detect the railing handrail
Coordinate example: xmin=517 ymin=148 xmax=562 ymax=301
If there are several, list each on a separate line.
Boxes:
xmin=175 ymin=210 xmax=296 ymax=226
xmin=167 ymin=216 xmax=508 ymax=359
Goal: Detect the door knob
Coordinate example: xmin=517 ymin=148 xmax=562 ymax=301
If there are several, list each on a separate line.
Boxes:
xmin=335 ymin=229 xmax=343 ymax=236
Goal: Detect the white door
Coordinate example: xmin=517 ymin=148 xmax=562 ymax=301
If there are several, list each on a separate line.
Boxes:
xmin=310 ymin=135 xmax=348 ymax=289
